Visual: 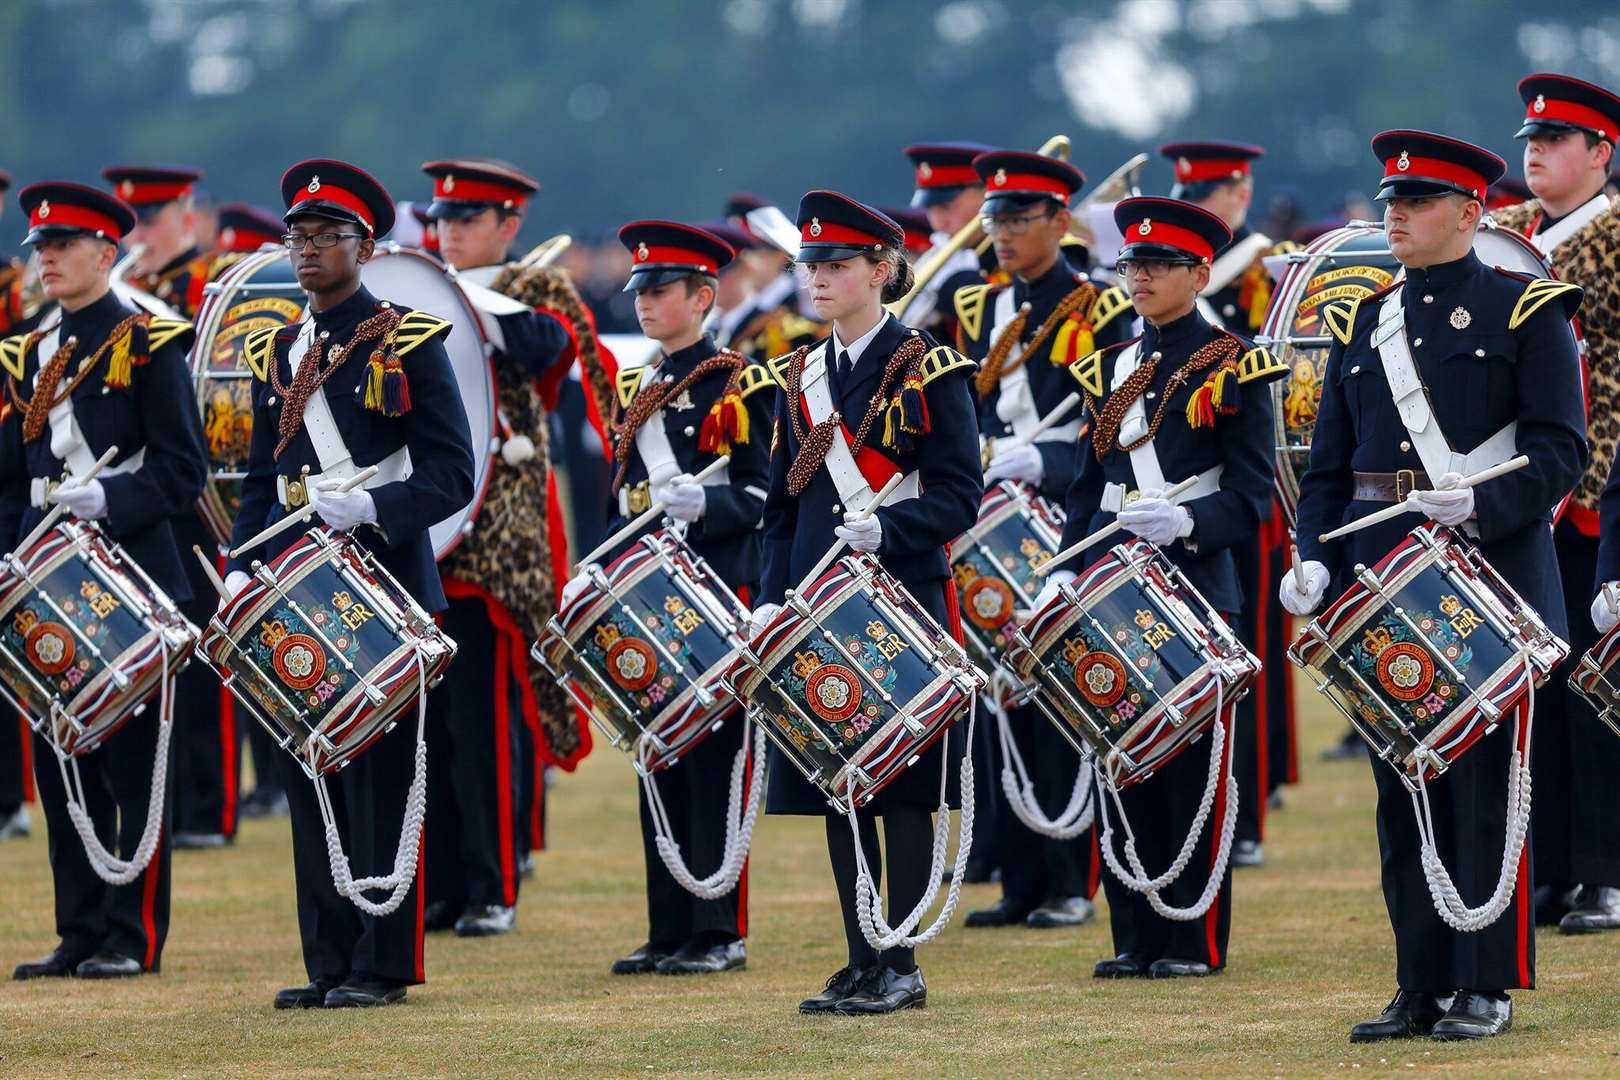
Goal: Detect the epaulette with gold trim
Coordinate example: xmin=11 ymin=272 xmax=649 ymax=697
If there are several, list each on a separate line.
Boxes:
xmin=1066 ymin=340 xmax=1135 ymax=399
xmin=146 ymin=317 xmax=193 ymax=353
xmin=241 ymin=325 xmax=278 ymax=382
xmin=392 ymin=310 xmax=452 ymax=357
xmin=918 ymin=345 xmax=974 ymax=385
xmin=737 ymin=362 xmax=777 ymax=400
xmin=1321 ymin=298 xmax=1362 ymax=346
xmin=952 ymin=283 xmax=1000 ymax=344
xmin=1507 ymin=277 xmax=1582 ymax=330
xmin=766 ymin=350 xmax=800 ymax=390
xmin=1235 ymin=345 xmax=1287 ymax=385
xmin=1087 ymin=285 xmax=1131 ymax=333
xmin=0 ymin=334 xmax=27 ymax=381
xmin=615 ymin=365 xmax=647 ymax=409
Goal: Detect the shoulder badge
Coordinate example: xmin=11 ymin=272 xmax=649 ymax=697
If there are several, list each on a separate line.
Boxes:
xmin=1507 ymin=277 xmax=1582 ymax=330
xmin=0 ymin=334 xmax=27 ymax=382
xmin=918 ymin=345 xmax=974 ymax=386
xmin=1068 ymin=348 xmax=1106 ymax=397
xmin=146 ymin=317 xmax=193 ymax=353
xmin=392 ymin=310 xmax=452 ymax=357
xmin=241 ymin=325 xmax=278 ymax=382
xmin=1087 ymin=285 xmax=1132 ymax=333
xmin=765 ymin=351 xmax=798 ymax=391
xmin=737 ymin=362 xmax=777 ymax=400
xmin=615 ymin=365 xmax=647 ymax=410
xmin=952 ymin=283 xmax=995 ymax=344
xmin=1321 ymin=298 xmax=1362 ymax=346
xmin=1235 ymin=346 xmax=1287 ymax=385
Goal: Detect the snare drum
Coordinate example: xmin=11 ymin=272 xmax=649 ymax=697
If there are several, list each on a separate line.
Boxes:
xmin=1572 ymin=624 xmax=1620 ymax=740
xmin=723 ymin=553 xmax=983 ymax=811
xmin=0 ymin=522 xmax=198 ymax=756
xmin=1289 ymin=524 xmax=1567 ymax=790
xmin=200 ymin=528 xmax=456 ymax=778
xmin=533 ymin=530 xmax=748 ymax=773
xmin=1008 ymin=539 xmax=1259 ymax=789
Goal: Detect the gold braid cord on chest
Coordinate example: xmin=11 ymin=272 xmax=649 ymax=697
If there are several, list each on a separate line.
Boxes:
xmin=784 ymin=336 xmax=927 ymax=496
xmin=1087 ymin=335 xmax=1242 ymax=460
xmin=12 ymin=313 xmax=148 ymax=443
xmin=609 ymin=349 xmax=749 ymax=495
xmin=974 ymin=281 xmax=1097 ymax=398
xmin=270 ymin=307 xmax=403 ymax=459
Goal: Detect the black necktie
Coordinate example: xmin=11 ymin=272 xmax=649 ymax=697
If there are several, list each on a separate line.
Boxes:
xmin=836 ymin=349 xmax=853 ymax=390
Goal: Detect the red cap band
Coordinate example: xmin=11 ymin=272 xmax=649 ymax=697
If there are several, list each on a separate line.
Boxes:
xmin=1122 ymin=218 xmax=1213 ymax=262
xmin=1172 ymin=157 xmax=1251 ymax=183
xmin=984 ymin=170 xmax=1072 ymax=198
xmin=113 ymin=179 xmax=192 ymax=205
xmin=289 ymin=181 xmax=375 ymax=231
xmin=31 ymin=201 xmax=122 ymax=241
xmin=1526 ymin=95 xmax=1617 ymax=138
xmin=914 ymin=162 xmax=979 ymax=188
xmin=432 ymin=175 xmax=529 ymax=206
xmin=220 ymin=226 xmax=280 ymax=252
xmin=1382 ymin=153 xmax=1487 ymax=197
xmin=631 ymin=243 xmax=719 ymax=272
xmin=801 ymin=219 xmax=882 ymax=247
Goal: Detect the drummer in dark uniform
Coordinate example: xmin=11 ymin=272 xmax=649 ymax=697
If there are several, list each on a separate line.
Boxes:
xmin=1283 ymin=131 xmax=1585 ymax=1041
xmin=1048 ymin=196 xmax=1285 ymax=981
xmin=223 ymin=160 xmax=475 ymax=1008
xmin=897 ymin=141 xmax=993 ymax=338
xmin=953 ymin=150 xmax=1131 ymax=932
xmin=101 ymin=166 xmax=214 ymax=318
xmin=752 ymin=192 xmax=982 ymax=1015
xmin=565 ymin=220 xmax=774 ymax=977
xmin=720 ymin=193 xmax=826 ymax=361
xmin=2 ymin=181 xmax=206 ymax=980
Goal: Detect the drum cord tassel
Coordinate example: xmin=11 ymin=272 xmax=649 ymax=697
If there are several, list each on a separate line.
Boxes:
xmin=59 ymin=641 xmax=177 ymax=886
xmin=848 ymin=695 xmax=977 ymax=951
xmin=1097 ymin=679 xmax=1239 ymax=921
xmin=639 ymin=715 xmax=764 ymax=900
xmin=989 ymin=673 xmax=1094 ymax=839
xmin=1409 ymin=653 xmax=1534 ymax=934
xmin=316 ymin=647 xmax=430 ymax=917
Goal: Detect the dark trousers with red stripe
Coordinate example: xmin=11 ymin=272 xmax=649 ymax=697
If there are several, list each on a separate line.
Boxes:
xmin=171 ymin=512 xmax=238 ymax=839
xmin=30 ymin=710 xmax=171 ymax=969
xmin=1232 ymin=532 xmax=1268 ymax=845
xmin=1099 ymin=710 xmax=1234 ymax=969
xmin=1372 ymin=715 xmax=1533 ymax=993
xmin=0 ymin=714 xmax=30 ymax=814
xmin=637 ymin=711 xmax=749 ymax=950
xmin=424 ymin=596 xmax=524 ymax=910
xmin=278 ymin=715 xmax=425 ymax=986
xmin=989 ymin=705 xmax=1098 ymax=913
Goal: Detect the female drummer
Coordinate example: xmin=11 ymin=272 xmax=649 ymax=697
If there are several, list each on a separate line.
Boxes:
xmin=1043 ymin=196 xmax=1285 ymax=980
xmin=750 ymin=192 xmax=981 ymax=1015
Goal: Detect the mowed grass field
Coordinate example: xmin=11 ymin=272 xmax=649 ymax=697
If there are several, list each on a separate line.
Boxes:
xmin=4 ymin=677 xmax=1620 ymax=1078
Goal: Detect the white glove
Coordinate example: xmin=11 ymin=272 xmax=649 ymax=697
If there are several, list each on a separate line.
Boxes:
xmin=1593 ymin=583 xmax=1620 ymax=634
xmin=220 ymin=570 xmax=253 ymax=610
xmin=313 ymin=478 xmax=378 ymax=532
xmin=834 ymin=511 xmax=883 ymax=553
xmin=984 ymin=442 xmax=1044 ymax=486
xmin=560 ymin=567 xmax=599 ymax=608
xmin=661 ymin=475 xmax=706 ymax=524
xmin=1408 ymin=471 xmax=1474 ymax=527
xmin=1116 ymin=496 xmax=1193 ymax=546
xmin=51 ymin=478 xmax=107 ymax=520
xmin=1029 ymin=568 xmax=1077 ymax=616
xmin=1279 ymin=559 xmax=1331 ymax=617
xmin=749 ymin=602 xmax=783 ymax=640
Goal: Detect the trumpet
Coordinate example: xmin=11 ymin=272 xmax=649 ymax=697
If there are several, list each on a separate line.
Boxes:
xmin=515 ymin=233 xmax=572 ymax=272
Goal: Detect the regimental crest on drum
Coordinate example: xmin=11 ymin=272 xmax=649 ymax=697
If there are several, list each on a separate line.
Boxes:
xmin=605 ymin=636 xmax=658 ymax=691
xmin=576 ymin=593 xmax=705 ymax=714
xmin=770 ymin=626 xmax=903 ymax=749
xmin=1052 ymin=625 xmax=1155 ymax=730
xmin=25 ymin=621 xmax=76 ymax=676
xmin=272 ymin=633 xmax=327 ymax=691
xmin=4 ymin=585 xmax=111 ymax=696
xmin=1347 ymin=604 xmax=1472 ymax=725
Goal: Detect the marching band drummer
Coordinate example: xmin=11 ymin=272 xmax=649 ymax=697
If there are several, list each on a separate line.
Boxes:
xmin=953 ymin=149 xmax=1132 ymax=933
xmin=571 ymin=220 xmax=775 ymax=978
xmin=1045 ymin=196 xmax=1286 ymax=981
xmin=223 ymin=160 xmax=474 ymax=1009
xmin=1281 ymin=132 xmax=1585 ymax=1042
xmin=1 ymin=181 xmax=206 ymax=980
xmin=750 ymin=192 xmax=982 ymax=1016
xmin=897 ymin=140 xmax=993 ymax=339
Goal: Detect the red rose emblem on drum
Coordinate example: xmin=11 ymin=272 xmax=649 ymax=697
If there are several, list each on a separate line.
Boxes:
xmin=606 ymin=637 xmax=659 ymax=691
xmin=25 ymin=622 xmax=76 ymax=676
xmin=1375 ymin=641 xmax=1435 ymax=702
xmin=273 ymin=633 xmax=327 ymax=691
xmin=806 ymin=664 xmax=863 ymax=723
xmin=1074 ymin=651 xmax=1128 ymax=709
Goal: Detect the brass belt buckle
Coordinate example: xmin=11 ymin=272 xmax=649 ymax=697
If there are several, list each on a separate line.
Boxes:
xmin=283 ymin=465 xmax=311 ymax=510
xmin=626 ymin=481 xmax=652 ymax=514
xmin=1394 ymin=468 xmax=1418 ymax=503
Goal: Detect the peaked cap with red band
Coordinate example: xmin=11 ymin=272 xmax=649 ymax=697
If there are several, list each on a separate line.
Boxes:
xmin=881 ymin=206 xmax=934 ymax=254
xmin=101 ymin=164 xmax=202 ymax=220
xmin=1370 ymin=130 xmax=1506 ymax=202
xmin=19 ymin=181 xmax=137 ymax=245
xmin=215 ymin=203 xmax=285 ymax=253
xmin=904 ymin=141 xmax=994 ymax=207
xmin=280 ymin=158 xmax=395 ymax=237
xmin=420 ymin=157 xmax=538 ymax=221
xmin=795 ymin=191 xmax=903 ymax=264
xmin=1159 ymin=140 xmax=1264 ymax=186
xmin=973 ymin=150 xmax=1085 ymax=213
xmin=618 ymin=220 xmax=735 ymax=292
xmin=1516 ymin=73 xmax=1620 ymax=142
xmin=1114 ymin=196 xmax=1232 ymax=264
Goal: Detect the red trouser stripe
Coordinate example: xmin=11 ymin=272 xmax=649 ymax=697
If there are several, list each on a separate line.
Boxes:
xmin=18 ymin=713 xmax=33 ymax=802
xmin=1514 ymin=699 xmax=1533 ymax=987
xmin=414 ymin=826 xmax=427 ymax=983
xmin=1204 ymin=707 xmax=1233 ymax=968
xmin=1088 ymin=827 xmax=1102 ymax=898
xmin=1253 ymin=511 xmax=1278 ymax=839
xmin=493 ymin=635 xmax=517 ymax=906
xmin=141 ymin=828 xmax=163 ymax=969
xmin=215 ymin=550 xmax=237 ymax=836
xmin=735 ymin=581 xmax=752 ymax=938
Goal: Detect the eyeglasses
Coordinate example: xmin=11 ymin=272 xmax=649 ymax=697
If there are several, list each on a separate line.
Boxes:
xmin=979 ymin=209 xmax=1056 ymax=237
xmin=1116 ymin=258 xmax=1197 ymax=280
xmin=281 ymin=231 xmax=366 ymax=250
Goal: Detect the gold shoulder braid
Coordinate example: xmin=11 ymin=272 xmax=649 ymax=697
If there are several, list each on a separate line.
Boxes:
xmin=1090 ymin=334 xmax=1243 ymax=459
xmin=785 ymin=335 xmax=929 ymax=496
xmin=271 ymin=305 xmax=403 ymax=459
xmin=974 ymin=281 xmax=1097 ymax=398
xmin=18 ymin=313 xmax=148 ymax=443
xmin=608 ymin=348 xmax=749 ymax=495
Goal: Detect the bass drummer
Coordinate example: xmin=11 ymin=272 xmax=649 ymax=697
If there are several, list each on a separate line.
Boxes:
xmin=223 ymin=159 xmax=474 ymax=1009
xmin=1281 ymin=132 xmax=1584 ymax=1042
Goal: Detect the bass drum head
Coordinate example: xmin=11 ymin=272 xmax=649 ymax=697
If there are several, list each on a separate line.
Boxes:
xmin=360 ymin=245 xmax=497 ymax=561
xmin=190 ymin=247 xmax=306 ymax=544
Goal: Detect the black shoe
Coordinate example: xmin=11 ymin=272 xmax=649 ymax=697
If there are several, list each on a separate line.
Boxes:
xmin=324 ymin=976 xmax=407 ymax=1007
xmin=0 ymin=805 xmax=30 ymax=839
xmin=1430 ymin=991 xmax=1511 ymax=1041
xmin=1348 ymin=990 xmax=1452 ymax=1042
xmin=423 ymin=900 xmax=460 ymax=933
xmin=655 ymin=939 xmax=746 ymax=975
xmin=1148 ymin=958 xmax=1212 ymax=978
xmin=454 ymin=904 xmax=516 ymax=937
xmin=13 ymin=946 xmax=84 ymax=980
xmin=1093 ymin=954 xmax=1150 ymax=979
xmin=1025 ymin=896 xmax=1094 ymax=928
xmin=172 ymin=831 xmax=228 ymax=850
xmin=274 ymin=977 xmax=342 ymax=1009
xmin=1558 ymin=885 xmax=1620 ymax=934
xmin=1533 ymin=883 xmax=1578 ymax=926
xmin=76 ymin=951 xmax=144 ymax=979
xmin=239 ymin=788 xmax=289 ymax=820
xmin=611 ymin=943 xmax=670 ymax=975
xmin=834 ymin=967 xmax=927 ymax=1015
xmin=963 ymin=898 xmax=1032 ymax=928
xmin=1232 ymin=840 xmax=1265 ymax=868
xmin=799 ymin=965 xmax=871 ymax=1014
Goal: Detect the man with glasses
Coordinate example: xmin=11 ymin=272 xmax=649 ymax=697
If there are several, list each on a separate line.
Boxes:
xmin=1048 ymin=196 xmax=1285 ymax=981
xmin=953 ymin=150 xmax=1131 ymax=933
xmin=223 ymin=159 xmax=475 ymax=1009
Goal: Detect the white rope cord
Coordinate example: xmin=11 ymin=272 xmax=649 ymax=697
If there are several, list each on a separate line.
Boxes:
xmin=1097 ymin=681 xmax=1239 ymax=922
xmin=317 ymin=648 xmax=429 ymax=917
xmin=848 ymin=696 xmax=977 ymax=951
xmin=60 ymin=644 xmax=176 ymax=885
xmin=1409 ymin=655 xmax=1535 ymax=934
xmin=640 ymin=715 xmax=764 ymax=899
xmin=991 ymin=687 xmax=1094 ymax=839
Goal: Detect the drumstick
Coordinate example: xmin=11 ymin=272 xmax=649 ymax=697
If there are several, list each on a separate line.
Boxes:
xmin=1316 ymin=455 xmax=1530 ymax=543
xmin=1291 ymin=544 xmax=1307 ymax=592
xmin=1004 ymin=393 xmax=1081 ymax=449
xmin=14 ymin=445 xmax=119 ymax=555
xmin=794 ymin=473 xmax=907 ymax=591
xmin=575 ymin=454 xmax=731 ymax=569
xmin=1033 ymin=473 xmax=1203 ymax=577
xmin=228 ymin=465 xmax=380 ymax=559
xmin=193 ymin=545 xmax=230 ymax=602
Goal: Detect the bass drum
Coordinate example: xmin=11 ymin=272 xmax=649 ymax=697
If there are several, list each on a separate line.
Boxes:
xmin=359 ymin=245 xmax=497 ymax=561
xmin=1262 ymin=221 xmax=1554 ymax=524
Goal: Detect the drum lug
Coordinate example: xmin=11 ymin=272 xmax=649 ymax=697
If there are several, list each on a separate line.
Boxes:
xmin=364 ymin=685 xmax=388 ymax=707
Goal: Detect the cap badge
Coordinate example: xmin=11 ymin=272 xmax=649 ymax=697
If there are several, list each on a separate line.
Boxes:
xmin=993 ymin=168 xmax=1007 ymax=187
xmin=36 ymin=200 xmax=50 ymax=220
xmin=1449 ymin=306 xmax=1472 ymax=330
xmin=1138 ymin=218 xmax=1152 ymax=237
xmin=307 ymin=175 xmax=321 ymax=194
xmin=918 ymin=161 xmax=933 ymax=180
xmin=443 ymin=174 xmax=455 ymax=192
xmin=1176 ymin=157 xmax=1191 ymax=177
xmin=1396 ymin=151 xmax=1411 ymax=173
xmin=1533 ymin=94 xmax=1546 ymax=114
xmin=809 ymin=217 xmax=822 ymax=238
xmin=636 ymin=242 xmax=649 ymax=262
xmin=220 ymin=227 xmax=236 ymax=247
xmin=119 ymin=179 xmax=134 ymax=197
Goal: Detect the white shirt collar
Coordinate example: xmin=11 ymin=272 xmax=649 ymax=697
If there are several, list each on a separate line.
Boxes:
xmin=1532 ymin=191 xmax=1614 ymax=252
xmin=832 ymin=313 xmax=891 ymax=368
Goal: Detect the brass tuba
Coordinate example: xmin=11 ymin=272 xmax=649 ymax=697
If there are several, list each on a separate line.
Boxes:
xmin=1065 ymin=152 xmax=1150 ymax=247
